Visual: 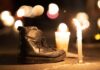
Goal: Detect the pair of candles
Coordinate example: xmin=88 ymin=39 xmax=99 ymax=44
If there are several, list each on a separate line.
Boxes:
xmin=55 ymin=20 xmax=83 ymax=63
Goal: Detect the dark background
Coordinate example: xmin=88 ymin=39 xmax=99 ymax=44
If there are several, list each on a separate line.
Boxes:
xmin=0 ymin=0 xmax=100 ymax=45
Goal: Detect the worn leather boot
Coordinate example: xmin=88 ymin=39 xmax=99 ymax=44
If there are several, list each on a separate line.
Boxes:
xmin=18 ymin=26 xmax=66 ymax=63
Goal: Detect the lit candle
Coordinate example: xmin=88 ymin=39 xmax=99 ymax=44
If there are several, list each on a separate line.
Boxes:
xmin=76 ymin=12 xmax=90 ymax=30
xmin=55 ymin=23 xmax=70 ymax=57
xmin=73 ymin=18 xmax=83 ymax=63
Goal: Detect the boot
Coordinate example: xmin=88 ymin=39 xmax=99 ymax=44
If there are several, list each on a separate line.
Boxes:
xmin=18 ymin=26 xmax=66 ymax=63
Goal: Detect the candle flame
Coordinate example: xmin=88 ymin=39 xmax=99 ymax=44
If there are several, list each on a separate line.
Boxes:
xmin=75 ymin=12 xmax=90 ymax=30
xmin=73 ymin=18 xmax=82 ymax=40
xmin=73 ymin=18 xmax=90 ymax=30
xmin=73 ymin=18 xmax=81 ymax=28
xmin=58 ymin=23 xmax=68 ymax=32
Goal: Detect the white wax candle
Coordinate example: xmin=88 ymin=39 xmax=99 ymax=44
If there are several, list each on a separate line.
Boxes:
xmin=73 ymin=18 xmax=83 ymax=63
xmin=77 ymin=27 xmax=83 ymax=63
xmin=55 ymin=23 xmax=70 ymax=56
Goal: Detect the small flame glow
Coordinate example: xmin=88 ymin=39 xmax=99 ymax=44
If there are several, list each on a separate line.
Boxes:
xmin=75 ymin=12 xmax=90 ymax=30
xmin=97 ymin=0 xmax=100 ymax=8
xmin=73 ymin=18 xmax=81 ymax=28
xmin=14 ymin=20 xmax=23 ymax=30
xmin=73 ymin=18 xmax=82 ymax=39
xmin=97 ymin=18 xmax=100 ymax=28
xmin=58 ymin=23 xmax=68 ymax=32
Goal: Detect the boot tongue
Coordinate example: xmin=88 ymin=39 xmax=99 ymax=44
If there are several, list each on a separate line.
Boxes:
xmin=25 ymin=26 xmax=49 ymax=53
xmin=27 ymin=28 xmax=42 ymax=41
xmin=25 ymin=26 xmax=59 ymax=55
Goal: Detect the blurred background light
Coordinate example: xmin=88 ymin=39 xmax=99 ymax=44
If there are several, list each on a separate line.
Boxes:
xmin=17 ymin=5 xmax=32 ymax=17
xmin=75 ymin=12 xmax=90 ymax=30
xmin=2 ymin=16 xmax=15 ymax=27
xmin=81 ymin=20 xmax=90 ymax=30
xmin=95 ymin=33 xmax=100 ymax=40
xmin=58 ymin=23 xmax=68 ymax=32
xmin=32 ymin=5 xmax=44 ymax=17
xmin=73 ymin=18 xmax=81 ymax=28
xmin=97 ymin=0 xmax=100 ymax=8
xmin=47 ymin=12 xmax=59 ymax=19
xmin=0 ymin=11 xmax=15 ymax=27
xmin=47 ymin=3 xmax=59 ymax=19
xmin=0 ymin=0 xmax=99 ymax=44
xmin=97 ymin=18 xmax=100 ymax=28
xmin=16 ymin=8 xmax=25 ymax=17
xmin=48 ymin=3 xmax=59 ymax=15
xmin=14 ymin=20 xmax=23 ymax=32
xmin=76 ymin=12 xmax=89 ymax=21
xmin=0 ymin=11 xmax=11 ymax=21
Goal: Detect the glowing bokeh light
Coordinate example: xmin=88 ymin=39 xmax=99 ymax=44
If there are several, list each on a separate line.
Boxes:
xmin=97 ymin=0 xmax=100 ymax=8
xmin=48 ymin=3 xmax=59 ymax=15
xmin=58 ymin=23 xmax=68 ymax=32
xmin=0 ymin=11 xmax=11 ymax=21
xmin=73 ymin=18 xmax=81 ymax=28
xmin=3 ymin=16 xmax=15 ymax=27
xmin=81 ymin=20 xmax=90 ymax=30
xmin=32 ymin=5 xmax=44 ymax=17
xmin=47 ymin=3 xmax=59 ymax=19
xmin=14 ymin=20 xmax=23 ymax=32
xmin=97 ymin=18 xmax=100 ymax=28
xmin=17 ymin=9 xmax=25 ymax=17
xmin=0 ymin=11 xmax=11 ymax=16
xmin=0 ymin=11 xmax=15 ymax=27
xmin=14 ymin=20 xmax=23 ymax=29
xmin=75 ymin=12 xmax=90 ymax=30
xmin=76 ymin=12 xmax=89 ymax=21
xmin=95 ymin=33 xmax=100 ymax=40
xmin=17 ymin=5 xmax=32 ymax=17
xmin=47 ymin=12 xmax=59 ymax=19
